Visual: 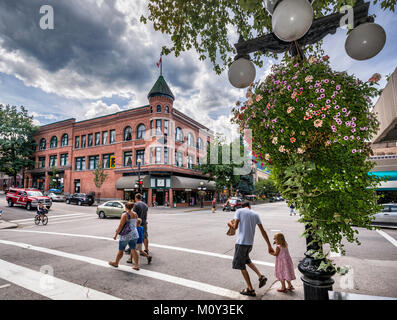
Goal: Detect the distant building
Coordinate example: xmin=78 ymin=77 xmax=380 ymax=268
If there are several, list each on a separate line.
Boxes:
xmin=370 ymin=67 xmax=397 ymax=203
xmin=25 ymin=75 xmax=216 ymax=207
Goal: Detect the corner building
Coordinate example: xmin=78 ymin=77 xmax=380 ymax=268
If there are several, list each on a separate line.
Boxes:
xmin=26 ymin=76 xmax=216 ymax=207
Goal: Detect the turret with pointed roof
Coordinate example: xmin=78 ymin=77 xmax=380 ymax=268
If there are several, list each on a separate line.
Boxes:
xmin=147 ymin=75 xmax=175 ymax=101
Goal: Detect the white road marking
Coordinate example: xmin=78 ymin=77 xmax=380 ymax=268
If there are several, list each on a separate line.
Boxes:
xmin=270 ymin=230 xmax=281 ymax=232
xmin=0 ymin=239 xmax=248 ymax=300
xmin=0 ymin=284 xmax=11 ymax=289
xmin=0 ymin=259 xmax=120 ymax=300
xmin=376 ymin=230 xmax=397 ymax=248
xmin=2 ymin=229 xmax=275 ymax=267
xmin=11 ymin=213 xmax=95 ymax=223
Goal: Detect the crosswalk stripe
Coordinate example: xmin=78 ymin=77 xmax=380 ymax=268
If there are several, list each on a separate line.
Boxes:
xmin=11 ymin=213 xmax=95 ymax=223
xmin=0 ymin=239 xmax=248 ymax=300
xmin=18 ymin=216 xmax=96 ymax=227
xmin=377 ymin=230 xmax=397 ymax=247
xmin=2 ymin=229 xmax=275 ymax=267
xmin=0 ymin=259 xmax=120 ymax=300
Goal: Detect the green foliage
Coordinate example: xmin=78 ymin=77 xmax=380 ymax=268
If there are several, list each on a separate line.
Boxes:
xmin=141 ymin=0 xmax=395 ymax=73
xmin=0 ymin=105 xmax=38 ymax=183
xmin=49 ymin=167 xmax=58 ymax=189
xmin=93 ymin=162 xmax=108 ymax=190
xmin=254 ymin=177 xmax=278 ymax=196
xmin=231 ymin=53 xmax=386 ymax=269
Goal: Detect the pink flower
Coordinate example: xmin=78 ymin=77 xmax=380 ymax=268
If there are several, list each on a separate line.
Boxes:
xmin=290 ymin=137 xmax=296 ymax=143
xmin=291 ymin=91 xmax=297 ymax=99
xmin=314 ymin=119 xmax=323 ymax=128
xmin=305 ymin=75 xmax=313 ymax=83
xmin=255 ymin=94 xmax=263 ymax=102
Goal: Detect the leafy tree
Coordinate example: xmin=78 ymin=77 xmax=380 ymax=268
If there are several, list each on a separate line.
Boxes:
xmin=93 ymin=162 xmax=108 ymax=204
xmin=254 ymin=177 xmax=278 ymax=197
xmin=0 ymin=105 xmax=38 ymax=186
xmin=49 ymin=167 xmax=58 ymax=189
xmin=141 ymin=0 xmax=395 ymax=74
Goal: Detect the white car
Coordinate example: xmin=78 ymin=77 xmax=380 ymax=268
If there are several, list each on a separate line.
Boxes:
xmin=372 ymin=203 xmax=397 ymax=227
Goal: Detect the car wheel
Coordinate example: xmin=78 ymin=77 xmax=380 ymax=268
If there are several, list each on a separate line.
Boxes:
xmin=66 ymin=199 xmax=70 ymax=204
xmin=99 ymin=211 xmax=106 ymax=219
xmin=26 ymin=202 xmax=32 ymax=210
xmin=8 ymin=200 xmax=13 ymax=207
xmin=78 ymin=200 xmax=82 ymax=206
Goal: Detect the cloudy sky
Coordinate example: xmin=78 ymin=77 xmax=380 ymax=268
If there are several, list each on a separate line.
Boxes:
xmin=0 ymin=0 xmax=396 ymax=139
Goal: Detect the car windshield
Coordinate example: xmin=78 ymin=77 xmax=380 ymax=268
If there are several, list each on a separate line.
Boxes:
xmin=27 ymin=191 xmax=44 ymax=197
xmin=229 ymin=200 xmax=237 ymax=204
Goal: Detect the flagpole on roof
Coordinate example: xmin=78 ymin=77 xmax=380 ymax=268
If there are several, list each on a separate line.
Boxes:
xmin=160 ymin=54 xmax=162 ymax=76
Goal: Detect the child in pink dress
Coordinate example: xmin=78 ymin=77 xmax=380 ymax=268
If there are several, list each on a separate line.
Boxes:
xmin=270 ymin=233 xmax=296 ymax=292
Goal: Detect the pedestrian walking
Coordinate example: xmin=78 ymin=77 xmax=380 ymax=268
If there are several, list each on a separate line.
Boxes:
xmin=227 ymin=201 xmax=274 ymax=297
xmin=269 ymin=232 xmax=296 ymax=293
xmin=212 ymin=197 xmax=216 ymax=213
xmin=128 ymin=218 xmax=152 ymax=265
xmin=289 ymin=204 xmax=296 ymax=216
xmin=133 ymin=193 xmax=150 ymax=256
xmin=109 ymin=202 xmax=140 ymax=270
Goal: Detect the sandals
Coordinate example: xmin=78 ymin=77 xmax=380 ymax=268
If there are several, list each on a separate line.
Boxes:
xmin=147 ymin=256 xmax=152 ymax=264
xmin=288 ymin=286 xmax=295 ymax=291
xmin=108 ymin=262 xmax=118 ymax=268
xmin=126 ymin=259 xmax=132 ymax=264
xmin=133 ymin=267 xmax=140 ymax=271
xmin=240 ymin=288 xmax=256 ymax=297
xmin=258 ymin=275 xmax=267 ymax=288
xmin=277 ymin=288 xmax=288 ymax=293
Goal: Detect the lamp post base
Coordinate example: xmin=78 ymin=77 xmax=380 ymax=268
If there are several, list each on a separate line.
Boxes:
xmin=300 ymin=275 xmax=334 ymax=300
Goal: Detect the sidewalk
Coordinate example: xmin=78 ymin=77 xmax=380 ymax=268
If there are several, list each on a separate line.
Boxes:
xmin=262 ymin=278 xmax=304 ymax=300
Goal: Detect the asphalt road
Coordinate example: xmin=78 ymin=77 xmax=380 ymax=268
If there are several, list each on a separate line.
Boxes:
xmin=0 ymin=196 xmax=396 ymax=300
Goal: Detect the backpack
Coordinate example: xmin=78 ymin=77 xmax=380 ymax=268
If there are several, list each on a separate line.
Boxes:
xmin=119 ymin=212 xmax=132 ymax=236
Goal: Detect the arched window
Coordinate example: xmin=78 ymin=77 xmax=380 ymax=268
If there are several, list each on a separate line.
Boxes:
xmin=39 ymin=138 xmax=46 ymax=150
xmin=150 ymin=106 xmax=153 ymax=113
xmin=137 ymin=124 xmax=145 ymax=139
xmin=187 ymin=133 xmax=194 ymax=147
xmin=156 ymin=105 xmax=161 ymax=113
xmin=165 ymin=106 xmax=169 ymax=114
xmin=61 ymin=134 xmax=68 ymax=146
xmin=50 ymin=136 xmax=57 ymax=148
xmin=124 ymin=126 xmax=132 ymax=141
xmin=175 ymin=127 xmax=183 ymax=142
xmin=197 ymin=137 xmax=203 ymax=150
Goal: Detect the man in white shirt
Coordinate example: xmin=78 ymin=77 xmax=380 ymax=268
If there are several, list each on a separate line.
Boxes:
xmin=228 ymin=201 xmax=274 ymax=297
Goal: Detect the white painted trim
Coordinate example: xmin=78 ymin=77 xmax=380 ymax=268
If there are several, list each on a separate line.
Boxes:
xmin=0 ymin=259 xmax=120 ymax=300
xmin=0 ymin=239 xmax=247 ymax=300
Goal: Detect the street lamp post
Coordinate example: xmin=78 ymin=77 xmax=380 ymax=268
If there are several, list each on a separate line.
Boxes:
xmin=227 ymin=0 xmax=386 ymax=300
xmin=137 ymin=158 xmax=142 ymax=194
xmin=198 ymin=181 xmax=206 ymax=208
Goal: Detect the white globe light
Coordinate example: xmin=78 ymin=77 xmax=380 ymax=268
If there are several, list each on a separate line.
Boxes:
xmin=345 ymin=23 xmax=386 ymax=61
xmin=228 ymin=58 xmax=256 ymax=89
xmin=272 ymin=0 xmax=313 ymax=42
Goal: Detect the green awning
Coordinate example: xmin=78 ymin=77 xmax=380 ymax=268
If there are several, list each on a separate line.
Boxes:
xmin=369 ymin=171 xmax=397 ymax=181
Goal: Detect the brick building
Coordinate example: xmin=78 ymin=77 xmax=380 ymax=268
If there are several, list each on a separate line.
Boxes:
xmin=26 ymin=75 xmax=216 ymax=207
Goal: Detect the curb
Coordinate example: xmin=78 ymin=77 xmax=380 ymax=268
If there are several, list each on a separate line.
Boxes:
xmin=0 ymin=220 xmax=19 ymax=230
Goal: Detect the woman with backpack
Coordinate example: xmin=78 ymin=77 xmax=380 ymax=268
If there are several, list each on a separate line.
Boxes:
xmin=109 ymin=202 xmax=140 ymax=270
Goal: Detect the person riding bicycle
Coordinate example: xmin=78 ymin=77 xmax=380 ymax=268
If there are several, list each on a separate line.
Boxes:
xmin=37 ymin=202 xmax=48 ymax=222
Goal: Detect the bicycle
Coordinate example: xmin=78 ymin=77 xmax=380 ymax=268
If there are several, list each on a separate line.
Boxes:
xmin=34 ymin=212 xmax=48 ymax=225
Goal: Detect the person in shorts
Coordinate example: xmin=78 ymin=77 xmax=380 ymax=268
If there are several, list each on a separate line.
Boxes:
xmin=228 ymin=201 xmax=274 ymax=297
xmin=128 ymin=218 xmax=152 ymax=265
xmin=133 ymin=193 xmax=150 ymax=255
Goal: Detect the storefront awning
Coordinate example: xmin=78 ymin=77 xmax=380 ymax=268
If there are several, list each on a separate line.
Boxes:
xmin=376 ymin=180 xmax=397 ymax=191
xmin=369 ymin=171 xmax=397 ymax=181
xmin=171 ymin=176 xmax=216 ymax=191
xmin=115 ymin=175 xmax=148 ymax=189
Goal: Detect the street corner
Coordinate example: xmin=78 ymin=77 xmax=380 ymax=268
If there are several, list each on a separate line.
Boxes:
xmin=0 ymin=220 xmax=18 ymax=230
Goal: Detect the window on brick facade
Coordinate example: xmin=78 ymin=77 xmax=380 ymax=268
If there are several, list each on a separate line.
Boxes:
xmin=124 ymin=126 xmax=132 ymax=141
xmin=156 ymin=119 xmax=162 ymax=135
xmin=88 ymin=134 xmax=93 ymax=147
xmin=88 ymin=155 xmax=99 ymax=170
xmin=60 ymin=154 xmax=68 ymax=166
xmin=38 ymin=157 xmax=45 ymax=168
xmin=50 ymin=136 xmax=57 ymax=148
xmin=75 ymin=136 xmax=80 ymax=149
xmin=164 ymin=120 xmax=169 ymax=136
xmin=81 ymin=135 xmax=86 ymax=148
xmin=150 ymin=120 xmax=153 ymax=136
xmin=39 ymin=138 xmax=46 ymax=150
xmin=165 ymin=106 xmax=169 ymax=114
xmin=175 ymin=151 xmax=183 ymax=167
xmin=137 ymin=124 xmax=145 ymax=139
xmin=175 ymin=127 xmax=183 ymax=142
xmin=75 ymin=157 xmax=85 ymax=171
xmin=49 ymin=155 xmax=57 ymax=167
xmin=156 ymin=105 xmax=161 ymax=113
xmin=102 ymin=131 xmax=108 ymax=145
xmin=61 ymin=134 xmax=68 ymax=147
xmin=187 ymin=133 xmax=194 ymax=147
xmin=102 ymin=153 xmax=114 ymax=169
xmin=187 ymin=155 xmax=194 ymax=169
xmin=155 ymin=147 xmax=162 ymax=164
xmin=136 ymin=149 xmax=144 ymax=165
xmin=124 ymin=151 xmax=132 ymax=167
xmin=110 ymin=130 xmax=116 ymax=143
xmin=95 ymin=132 xmax=100 ymax=146
xmin=197 ymin=137 xmax=203 ymax=150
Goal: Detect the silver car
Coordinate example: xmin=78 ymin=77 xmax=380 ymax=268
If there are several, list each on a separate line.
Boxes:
xmin=48 ymin=192 xmax=66 ymax=202
xmin=96 ymin=200 xmax=127 ymax=219
xmin=372 ymin=203 xmax=397 ymax=227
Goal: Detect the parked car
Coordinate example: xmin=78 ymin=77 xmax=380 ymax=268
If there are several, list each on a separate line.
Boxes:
xmin=223 ymin=198 xmax=242 ymax=212
xmin=6 ymin=188 xmax=52 ymax=210
xmin=47 ymin=192 xmax=66 ymax=202
xmin=97 ymin=200 xmax=128 ymax=219
xmin=65 ymin=193 xmax=95 ymax=206
xmin=372 ymin=203 xmax=397 ymax=227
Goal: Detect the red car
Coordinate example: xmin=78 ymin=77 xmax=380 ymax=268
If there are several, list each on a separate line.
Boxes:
xmin=223 ymin=198 xmax=243 ymax=211
xmin=6 ymin=188 xmax=52 ymax=210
